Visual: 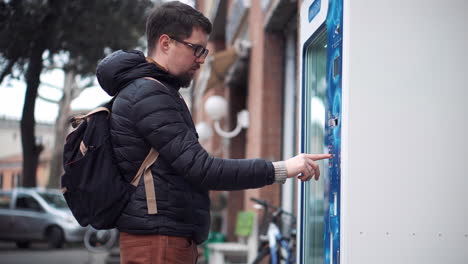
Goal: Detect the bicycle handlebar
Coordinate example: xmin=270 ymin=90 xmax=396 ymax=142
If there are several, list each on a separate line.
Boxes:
xmin=250 ymin=197 xmax=269 ymax=207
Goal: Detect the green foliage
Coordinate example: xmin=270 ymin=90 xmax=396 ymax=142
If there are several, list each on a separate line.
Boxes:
xmin=0 ymin=0 xmax=153 ymax=79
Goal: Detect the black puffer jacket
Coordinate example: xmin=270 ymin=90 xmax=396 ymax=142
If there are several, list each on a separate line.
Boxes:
xmin=96 ymin=50 xmax=275 ymax=244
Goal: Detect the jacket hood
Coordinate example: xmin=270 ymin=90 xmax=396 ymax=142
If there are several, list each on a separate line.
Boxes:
xmin=96 ymin=50 xmax=181 ymax=96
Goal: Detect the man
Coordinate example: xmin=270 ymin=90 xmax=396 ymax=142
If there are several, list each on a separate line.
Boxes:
xmin=96 ymin=1 xmax=331 ymax=263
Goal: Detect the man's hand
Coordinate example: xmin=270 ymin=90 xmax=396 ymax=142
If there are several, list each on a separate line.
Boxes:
xmin=284 ymin=153 xmax=332 ymax=181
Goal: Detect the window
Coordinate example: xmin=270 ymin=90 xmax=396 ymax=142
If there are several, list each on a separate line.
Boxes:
xmin=302 ymin=28 xmax=328 ymax=263
xmin=13 ymin=173 xmax=21 ymax=188
xmin=0 ymin=192 xmax=11 ymax=209
xmin=281 ymin=26 xmax=298 ymax=217
xmin=15 ymin=195 xmax=42 ymax=212
xmin=38 ymin=192 xmax=68 ymax=209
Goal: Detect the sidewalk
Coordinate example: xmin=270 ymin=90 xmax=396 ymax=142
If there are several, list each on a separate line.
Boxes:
xmin=0 ymin=242 xmax=109 ymax=264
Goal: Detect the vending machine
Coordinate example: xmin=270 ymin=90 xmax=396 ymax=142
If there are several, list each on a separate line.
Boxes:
xmin=298 ymin=0 xmax=468 ymax=264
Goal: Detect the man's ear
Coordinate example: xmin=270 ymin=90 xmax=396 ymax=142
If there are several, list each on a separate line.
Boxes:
xmin=158 ymin=34 xmax=172 ymax=53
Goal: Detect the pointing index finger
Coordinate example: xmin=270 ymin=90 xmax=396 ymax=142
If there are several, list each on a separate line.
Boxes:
xmin=307 ymin=153 xmax=333 ymax=161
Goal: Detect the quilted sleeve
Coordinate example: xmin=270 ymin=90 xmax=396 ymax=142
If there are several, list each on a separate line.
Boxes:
xmin=131 ymin=81 xmax=275 ymax=190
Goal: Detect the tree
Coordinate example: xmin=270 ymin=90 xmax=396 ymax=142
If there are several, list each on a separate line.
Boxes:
xmin=40 ymin=69 xmax=96 ymax=188
xmin=0 ymin=0 xmax=153 ymax=187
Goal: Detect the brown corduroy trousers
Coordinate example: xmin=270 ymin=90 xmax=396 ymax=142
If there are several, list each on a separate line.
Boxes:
xmin=119 ymin=232 xmax=198 ymax=264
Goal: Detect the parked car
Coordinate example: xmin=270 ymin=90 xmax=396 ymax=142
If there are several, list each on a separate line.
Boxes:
xmin=0 ymin=188 xmax=89 ymax=248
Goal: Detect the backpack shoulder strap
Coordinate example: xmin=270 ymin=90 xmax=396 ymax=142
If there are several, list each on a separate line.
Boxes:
xmin=73 ymin=106 xmax=110 ymax=123
xmin=131 ymin=148 xmax=160 ymax=214
xmin=143 ymin=76 xmax=164 ymax=86
xmin=84 ymin=106 xmax=110 ymax=118
xmin=127 ymin=77 xmax=166 ymax=215
xmin=68 ymin=106 xmax=111 ymax=135
xmin=143 ymin=77 xmax=172 ymax=93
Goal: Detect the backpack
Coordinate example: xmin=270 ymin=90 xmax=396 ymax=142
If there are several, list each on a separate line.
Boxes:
xmin=61 ymin=77 xmax=163 ymax=229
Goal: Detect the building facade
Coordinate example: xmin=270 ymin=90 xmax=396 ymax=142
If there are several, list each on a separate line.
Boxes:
xmin=193 ymin=0 xmax=301 ymax=242
xmin=0 ymin=118 xmax=54 ymax=189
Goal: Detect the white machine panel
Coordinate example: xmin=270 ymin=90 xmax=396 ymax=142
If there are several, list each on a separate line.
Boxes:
xmin=299 ymin=0 xmax=468 ymax=263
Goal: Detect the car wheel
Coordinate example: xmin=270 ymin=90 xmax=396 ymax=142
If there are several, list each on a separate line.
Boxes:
xmin=16 ymin=241 xmax=31 ymax=249
xmin=46 ymin=226 xmax=64 ymax=249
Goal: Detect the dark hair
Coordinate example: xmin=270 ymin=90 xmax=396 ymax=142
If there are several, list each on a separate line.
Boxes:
xmin=146 ymin=1 xmax=212 ymax=55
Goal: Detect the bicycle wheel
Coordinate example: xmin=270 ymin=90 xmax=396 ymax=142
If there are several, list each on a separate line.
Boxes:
xmin=251 ymin=247 xmax=270 ymax=264
xmin=84 ymin=228 xmax=118 ymax=253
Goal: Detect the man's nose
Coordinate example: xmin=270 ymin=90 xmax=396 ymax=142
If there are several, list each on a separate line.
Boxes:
xmin=195 ymin=56 xmax=206 ymax=64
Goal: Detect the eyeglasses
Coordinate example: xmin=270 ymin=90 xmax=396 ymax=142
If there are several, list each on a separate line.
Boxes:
xmin=169 ymin=36 xmax=209 ymax=59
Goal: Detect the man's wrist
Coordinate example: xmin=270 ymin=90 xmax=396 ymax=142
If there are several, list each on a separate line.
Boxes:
xmin=272 ymin=161 xmax=288 ymax=184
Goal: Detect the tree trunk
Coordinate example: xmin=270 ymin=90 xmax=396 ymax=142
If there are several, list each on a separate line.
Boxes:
xmin=21 ymin=47 xmax=45 ymax=187
xmin=47 ymin=70 xmax=76 ymax=188
xmin=20 ymin=0 xmax=62 ymax=187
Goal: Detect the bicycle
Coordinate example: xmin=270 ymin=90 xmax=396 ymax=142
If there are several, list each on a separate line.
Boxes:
xmin=250 ymin=197 xmax=297 ymax=264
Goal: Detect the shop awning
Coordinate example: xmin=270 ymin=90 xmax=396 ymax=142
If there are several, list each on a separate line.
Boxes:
xmin=206 ymin=48 xmax=238 ymax=89
xmin=195 ymin=47 xmax=238 ymax=99
xmin=194 ymin=41 xmax=251 ymax=109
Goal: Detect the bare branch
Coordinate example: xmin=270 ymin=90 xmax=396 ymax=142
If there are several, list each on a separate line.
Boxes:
xmin=44 ymin=65 xmax=63 ymax=71
xmin=41 ymin=82 xmax=63 ymax=91
xmin=75 ymin=76 xmax=95 ymax=90
xmin=70 ymin=78 xmax=95 ymax=100
xmin=71 ymin=85 xmax=83 ymax=100
xmin=38 ymin=94 xmax=59 ymax=104
xmin=0 ymin=59 xmax=16 ymax=84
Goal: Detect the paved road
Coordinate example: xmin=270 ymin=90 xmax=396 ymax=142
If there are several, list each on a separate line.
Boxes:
xmin=0 ymin=242 xmax=109 ymax=264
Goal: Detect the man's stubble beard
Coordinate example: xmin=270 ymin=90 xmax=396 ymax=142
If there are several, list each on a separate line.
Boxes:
xmin=177 ymin=64 xmax=199 ymax=88
xmin=177 ymin=72 xmax=193 ymax=88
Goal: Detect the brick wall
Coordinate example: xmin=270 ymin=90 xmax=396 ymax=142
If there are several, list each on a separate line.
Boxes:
xmin=243 ymin=0 xmax=284 ymax=215
xmin=193 ymin=0 xmax=289 ymax=243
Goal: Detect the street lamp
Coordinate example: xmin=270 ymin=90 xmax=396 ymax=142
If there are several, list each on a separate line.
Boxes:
xmin=195 ymin=121 xmax=213 ymax=142
xmin=198 ymin=95 xmax=249 ymax=139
